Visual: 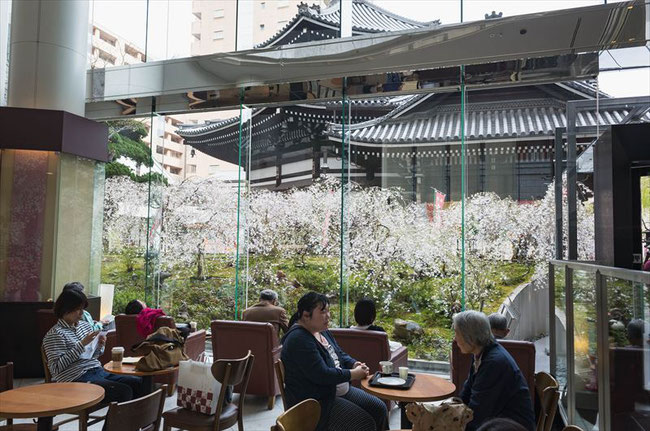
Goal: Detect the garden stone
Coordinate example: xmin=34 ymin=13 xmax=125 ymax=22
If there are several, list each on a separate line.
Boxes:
xmin=393 ymin=318 xmax=424 ymax=341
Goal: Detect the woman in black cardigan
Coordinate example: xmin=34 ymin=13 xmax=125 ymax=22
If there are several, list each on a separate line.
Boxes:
xmin=281 ymin=292 xmax=387 ymax=431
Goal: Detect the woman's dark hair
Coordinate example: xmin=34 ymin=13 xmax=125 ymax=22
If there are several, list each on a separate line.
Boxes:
xmin=63 ymin=281 xmax=85 ymax=293
xmin=288 ymin=292 xmax=330 ymax=328
xmin=125 ymin=299 xmax=144 ymax=315
xmin=476 ymin=418 xmax=527 ymax=431
xmin=54 ymin=288 xmax=88 ymax=319
xmin=354 ymin=297 xmax=376 ymax=326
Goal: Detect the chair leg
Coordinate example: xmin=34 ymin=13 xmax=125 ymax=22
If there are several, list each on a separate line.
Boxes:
xmin=238 ymin=414 xmax=244 ymax=431
xmin=267 ymin=395 xmax=275 ymax=410
xmin=78 ymin=410 xmax=88 ymax=431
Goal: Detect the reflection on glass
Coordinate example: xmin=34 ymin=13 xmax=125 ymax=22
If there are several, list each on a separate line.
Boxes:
xmin=554 ymin=267 xmax=568 ymax=396
xmin=606 ymin=277 xmax=649 ymax=431
xmin=89 ymin=0 xmax=148 ymax=68
xmin=572 ymin=270 xmax=598 ymax=429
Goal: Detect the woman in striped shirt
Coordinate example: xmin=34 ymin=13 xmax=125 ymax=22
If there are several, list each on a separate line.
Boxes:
xmin=42 ymin=288 xmax=144 ymax=403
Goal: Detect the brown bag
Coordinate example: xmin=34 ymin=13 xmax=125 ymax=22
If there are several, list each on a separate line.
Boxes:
xmin=132 ymin=327 xmax=189 ymax=372
xmin=406 ymin=399 xmax=473 ymax=431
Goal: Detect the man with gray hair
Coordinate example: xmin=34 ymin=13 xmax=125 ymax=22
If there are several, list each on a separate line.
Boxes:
xmin=242 ymin=289 xmax=289 ymax=335
xmin=453 ymin=310 xmax=534 ymax=431
xmin=488 ymin=312 xmax=510 ymax=339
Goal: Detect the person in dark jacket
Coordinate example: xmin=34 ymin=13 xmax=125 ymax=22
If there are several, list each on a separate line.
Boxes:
xmin=453 ymin=310 xmax=535 ymax=431
xmin=351 ymin=298 xmax=385 ymax=332
xmin=282 ymin=292 xmax=387 ymax=431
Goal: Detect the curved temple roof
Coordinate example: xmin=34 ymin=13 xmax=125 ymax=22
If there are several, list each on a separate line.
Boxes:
xmin=257 ymin=0 xmax=439 ymax=48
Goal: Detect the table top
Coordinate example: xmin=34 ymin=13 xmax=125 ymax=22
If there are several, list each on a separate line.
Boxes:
xmin=0 ymin=382 xmax=104 ymax=418
xmin=104 ymin=360 xmax=178 ymax=376
xmin=360 ymin=372 xmax=456 ymax=403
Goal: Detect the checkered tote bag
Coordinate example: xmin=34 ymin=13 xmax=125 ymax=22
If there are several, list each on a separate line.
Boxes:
xmin=177 ymin=360 xmax=222 ymax=415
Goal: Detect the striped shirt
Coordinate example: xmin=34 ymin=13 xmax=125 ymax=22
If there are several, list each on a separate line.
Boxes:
xmin=42 ymin=319 xmax=103 ymax=382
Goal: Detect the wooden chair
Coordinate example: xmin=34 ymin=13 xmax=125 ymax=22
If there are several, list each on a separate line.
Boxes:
xmin=270 ymin=398 xmax=320 ymax=431
xmin=274 ymin=359 xmax=287 ymax=411
xmin=40 ymin=346 xmax=107 ymax=431
xmin=162 ymin=351 xmax=255 ymax=431
xmin=535 ymin=372 xmax=559 ymax=431
xmin=104 ymin=385 xmax=167 ymax=431
xmin=0 ymin=362 xmax=36 ymax=431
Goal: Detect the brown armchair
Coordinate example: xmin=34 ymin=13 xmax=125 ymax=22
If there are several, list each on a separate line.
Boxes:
xmin=451 ymin=339 xmax=536 ymax=402
xmin=211 ymin=320 xmax=281 ymax=410
xmin=329 ymin=328 xmax=408 ymax=410
xmin=114 ymin=314 xmax=206 ymax=395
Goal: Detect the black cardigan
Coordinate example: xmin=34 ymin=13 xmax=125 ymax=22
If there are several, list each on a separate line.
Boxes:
xmin=460 ymin=342 xmax=536 ymax=431
xmin=281 ymin=325 xmax=356 ymax=431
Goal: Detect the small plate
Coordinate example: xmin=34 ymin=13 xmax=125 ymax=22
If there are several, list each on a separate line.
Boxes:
xmin=376 ymin=376 xmax=406 ymax=386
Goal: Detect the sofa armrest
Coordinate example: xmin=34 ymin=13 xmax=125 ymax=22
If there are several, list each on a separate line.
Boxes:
xmin=390 ymin=345 xmax=408 ymax=368
xmin=99 ymin=330 xmax=117 ymax=365
xmin=185 ymin=329 xmax=206 ymax=360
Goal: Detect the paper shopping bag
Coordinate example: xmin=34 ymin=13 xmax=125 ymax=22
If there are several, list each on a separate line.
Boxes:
xmin=176 ymin=360 xmax=222 ymax=415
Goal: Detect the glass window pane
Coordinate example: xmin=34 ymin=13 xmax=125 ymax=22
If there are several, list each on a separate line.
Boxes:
xmin=572 ymin=270 xmax=599 ymax=429
xmin=605 ymin=277 xmax=649 ymax=431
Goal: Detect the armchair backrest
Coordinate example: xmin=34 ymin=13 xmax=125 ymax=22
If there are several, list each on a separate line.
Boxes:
xmin=211 ymin=320 xmax=280 ymax=397
xmin=451 ymin=339 xmax=535 ymax=402
xmin=0 ymin=361 xmax=13 ymax=392
xmin=328 ymin=328 xmax=390 ymax=374
xmin=114 ymin=314 xmax=175 ymax=355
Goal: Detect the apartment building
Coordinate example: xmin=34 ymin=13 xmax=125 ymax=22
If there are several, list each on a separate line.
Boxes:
xmin=90 ymin=24 xmax=225 ymax=183
xmin=191 ymin=0 xmax=325 ymax=55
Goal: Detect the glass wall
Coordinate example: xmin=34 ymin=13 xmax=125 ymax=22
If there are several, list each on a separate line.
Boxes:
xmin=605 ymin=277 xmax=649 ymax=431
xmin=572 ymin=270 xmax=599 ymax=429
xmin=92 ymin=0 xmax=649 ymax=356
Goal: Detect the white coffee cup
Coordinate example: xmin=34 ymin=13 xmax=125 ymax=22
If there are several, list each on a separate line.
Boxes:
xmin=379 ymin=361 xmax=393 ymax=375
xmin=399 ymin=366 xmax=409 ymax=380
xmin=189 ymin=321 xmax=197 ymax=331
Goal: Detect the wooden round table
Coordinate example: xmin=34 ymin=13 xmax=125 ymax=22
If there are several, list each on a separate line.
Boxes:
xmin=104 ymin=360 xmax=178 ymax=394
xmin=361 ymin=373 xmax=456 ymax=429
xmin=0 ymin=382 xmax=105 ymax=431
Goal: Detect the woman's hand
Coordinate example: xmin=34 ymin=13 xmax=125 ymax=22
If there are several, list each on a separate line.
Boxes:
xmin=81 ymin=330 xmax=100 ymax=346
xmin=353 ymin=361 xmax=369 ymax=371
xmin=350 ymin=364 xmax=369 ymax=380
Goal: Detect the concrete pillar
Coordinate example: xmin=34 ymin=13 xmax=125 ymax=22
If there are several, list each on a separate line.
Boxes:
xmin=1 ymin=0 xmax=104 ymax=301
xmin=8 ymin=0 xmax=89 ymax=115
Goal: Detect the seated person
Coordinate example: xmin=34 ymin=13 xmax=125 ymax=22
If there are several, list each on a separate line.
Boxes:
xmin=351 ymin=298 xmax=385 ymax=332
xmin=627 ymin=319 xmax=644 ymax=347
xmin=488 ymin=312 xmax=510 ymax=339
xmin=351 ymin=297 xmax=402 ymax=352
xmin=477 ymin=417 xmax=528 ymax=431
xmin=242 ymin=289 xmax=289 ymax=335
xmin=43 ymin=288 xmax=144 ymax=402
xmin=282 ymin=292 xmax=387 ymax=431
xmin=454 ymin=310 xmax=535 ymax=431
xmin=62 ymin=282 xmax=104 ymax=331
xmin=125 ymin=299 xmax=166 ymax=337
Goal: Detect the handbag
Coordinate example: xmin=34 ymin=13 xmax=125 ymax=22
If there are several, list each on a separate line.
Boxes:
xmin=405 ymin=398 xmax=473 ymax=431
xmin=132 ymin=327 xmax=189 ymax=372
xmin=177 ymin=359 xmax=223 ymax=415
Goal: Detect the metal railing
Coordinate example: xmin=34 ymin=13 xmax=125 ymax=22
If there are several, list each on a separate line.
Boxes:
xmin=549 ymin=260 xmax=649 ymax=431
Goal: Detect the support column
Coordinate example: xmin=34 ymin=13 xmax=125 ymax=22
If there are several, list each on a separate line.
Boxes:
xmin=1 ymin=0 xmax=104 ymax=301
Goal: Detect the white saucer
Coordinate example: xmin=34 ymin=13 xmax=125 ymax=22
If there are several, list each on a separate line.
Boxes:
xmin=376 ymin=376 xmax=406 ymax=386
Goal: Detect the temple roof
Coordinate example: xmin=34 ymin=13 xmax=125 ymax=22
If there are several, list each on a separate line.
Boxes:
xmin=256 ymin=0 xmax=439 ymax=48
xmin=327 ymin=92 xmax=650 ymax=145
